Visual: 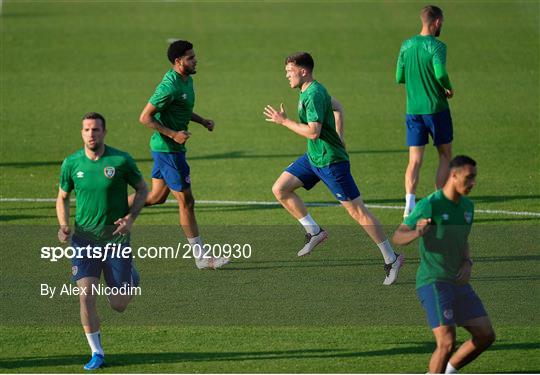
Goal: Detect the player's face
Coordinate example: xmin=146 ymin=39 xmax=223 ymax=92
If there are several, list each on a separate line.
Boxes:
xmin=179 ymin=49 xmax=197 ymax=75
xmin=453 ymin=164 xmax=477 ymax=196
xmin=81 ymin=119 xmax=105 ymax=151
xmin=285 ymin=63 xmax=303 ymax=89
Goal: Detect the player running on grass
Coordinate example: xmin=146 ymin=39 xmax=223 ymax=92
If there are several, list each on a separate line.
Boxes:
xmin=131 ymin=40 xmax=228 ymax=269
xmin=393 ymin=155 xmax=495 ymax=373
xmin=396 ymin=5 xmax=455 ymax=218
xmin=57 ymin=112 xmax=148 ymax=370
xmin=264 ymin=52 xmax=403 ymax=285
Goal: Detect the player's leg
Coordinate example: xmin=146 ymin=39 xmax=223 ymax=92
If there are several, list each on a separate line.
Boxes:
xmin=404 ymin=113 xmax=429 ymax=217
xmin=77 ymin=276 xmax=106 ymax=370
xmin=446 ymin=316 xmax=495 ymax=372
xmin=417 ymin=282 xmax=458 ymax=373
xmin=340 ymin=197 xmax=403 ymax=284
xmin=128 ymin=152 xmax=171 ymax=207
xmin=430 ymin=325 xmax=457 ymax=373
xmin=104 ymin=246 xmax=140 ymax=313
xmin=435 ymin=143 xmax=452 ymax=189
xmin=430 ymin=109 xmax=454 ymax=189
xmin=273 ymin=154 xmax=327 ymax=256
xmin=404 ymin=146 xmax=425 ymax=216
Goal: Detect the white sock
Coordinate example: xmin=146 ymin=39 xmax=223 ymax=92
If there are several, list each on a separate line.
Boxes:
xmin=377 ymin=240 xmax=396 ymax=264
xmin=405 ymin=193 xmax=416 ymax=211
xmin=445 ymin=362 xmax=458 ymax=374
xmin=85 ymin=331 xmax=104 ymax=356
xmin=298 ymin=214 xmax=320 ymax=235
xmin=187 ymin=236 xmax=204 ymax=260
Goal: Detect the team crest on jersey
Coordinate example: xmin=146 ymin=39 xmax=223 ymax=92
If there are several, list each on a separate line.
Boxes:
xmin=104 ymin=167 xmax=115 ymax=179
xmin=464 ymin=212 xmax=472 ymax=224
xmin=443 ymin=309 xmax=454 ymax=320
xmin=72 ymin=266 xmax=78 ymax=276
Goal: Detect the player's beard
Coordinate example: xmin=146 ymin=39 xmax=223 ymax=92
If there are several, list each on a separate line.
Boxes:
xmin=435 ymin=27 xmax=442 ymax=37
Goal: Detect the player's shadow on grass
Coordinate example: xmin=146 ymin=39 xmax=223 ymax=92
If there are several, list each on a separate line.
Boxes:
xmin=1 ymin=342 xmax=538 ymax=370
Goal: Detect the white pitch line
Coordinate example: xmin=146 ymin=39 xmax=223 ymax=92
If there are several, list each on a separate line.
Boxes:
xmin=1 ymin=197 xmax=540 ymax=217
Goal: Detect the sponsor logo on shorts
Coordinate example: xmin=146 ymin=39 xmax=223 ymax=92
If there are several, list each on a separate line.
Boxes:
xmin=181 ymin=93 xmax=187 ymax=100
xmin=464 ymin=212 xmax=472 ymax=224
xmin=443 ymin=309 xmax=454 ymax=320
xmin=442 ymin=214 xmax=449 ymax=221
xmin=104 ymin=166 xmax=115 ymax=179
xmin=185 ymin=175 xmax=191 ymax=184
xmin=72 ymin=266 xmax=78 ymax=276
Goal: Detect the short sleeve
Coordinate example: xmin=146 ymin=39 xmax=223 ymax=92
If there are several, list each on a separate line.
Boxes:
xmin=124 ymin=154 xmax=143 ymax=188
xmin=149 ymin=83 xmax=175 ymax=111
xmin=59 ymin=159 xmax=74 ymax=193
xmin=403 ymin=198 xmax=432 ymax=229
xmin=304 ymin=91 xmax=326 ymax=123
xmin=432 ymin=42 xmax=447 ymax=66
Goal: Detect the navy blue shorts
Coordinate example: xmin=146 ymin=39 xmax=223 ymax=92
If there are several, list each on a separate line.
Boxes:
xmin=285 ymin=154 xmax=361 ymax=201
xmin=151 ymin=151 xmax=191 ymax=192
xmin=406 ymin=109 xmax=453 ymax=146
xmin=417 ymin=282 xmax=487 ymax=329
xmin=70 ymin=235 xmax=139 ymax=288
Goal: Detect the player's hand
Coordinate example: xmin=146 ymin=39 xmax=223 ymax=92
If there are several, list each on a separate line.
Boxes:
xmin=264 ymin=103 xmax=287 ymax=125
xmin=203 ymin=119 xmax=214 ymax=132
xmin=445 ymin=89 xmax=454 ymax=99
xmin=172 ymin=130 xmax=191 ymax=144
xmin=415 ymin=218 xmax=432 ymax=237
xmin=456 ymin=261 xmax=472 ymax=284
xmin=113 ymin=215 xmax=134 ymax=236
xmin=58 ymin=225 xmax=71 ymax=243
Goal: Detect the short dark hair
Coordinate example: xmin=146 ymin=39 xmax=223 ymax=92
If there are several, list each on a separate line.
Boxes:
xmin=449 ymin=155 xmax=476 ymax=170
xmin=81 ymin=112 xmax=106 ymax=130
xmin=421 ymin=5 xmax=443 ymax=24
xmin=285 ymin=52 xmax=314 ymax=72
xmin=167 ymin=40 xmax=193 ymax=64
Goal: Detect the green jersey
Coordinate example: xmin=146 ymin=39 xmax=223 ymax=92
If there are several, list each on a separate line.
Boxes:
xmin=403 ymin=190 xmax=474 ymax=289
xmin=298 ymin=81 xmax=348 ymax=168
xmin=396 ymin=35 xmax=452 ymax=115
xmin=60 ymin=145 xmax=143 ymax=244
xmin=148 ymin=68 xmax=195 ymax=153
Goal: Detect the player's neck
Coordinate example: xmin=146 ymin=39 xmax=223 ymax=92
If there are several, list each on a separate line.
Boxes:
xmin=85 ymin=145 xmax=105 ymax=161
xmin=300 ymin=78 xmax=314 ymax=92
xmin=442 ymin=185 xmax=461 ymax=203
xmin=419 ymin=25 xmax=435 ymax=36
xmin=174 ymin=66 xmax=189 ymax=81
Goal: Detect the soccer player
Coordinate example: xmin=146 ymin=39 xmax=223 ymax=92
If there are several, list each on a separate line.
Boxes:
xmin=392 ymin=155 xmax=495 ymax=373
xmin=396 ymin=5 xmax=454 ymax=218
xmin=57 ymin=112 xmax=148 ymax=370
xmin=264 ymin=52 xmax=403 ymax=285
xmin=133 ymin=40 xmax=228 ymax=269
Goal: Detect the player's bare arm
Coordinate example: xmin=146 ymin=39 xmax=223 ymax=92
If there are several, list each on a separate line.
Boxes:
xmin=56 ymin=188 xmax=71 ymax=243
xmin=139 ymin=102 xmax=191 ymax=144
xmin=392 ymin=218 xmax=432 ymax=246
xmin=191 ymin=112 xmax=214 ymax=131
xmin=113 ymin=179 xmax=148 ymax=236
xmin=331 ymin=97 xmax=345 ymax=147
xmin=264 ymin=103 xmax=321 ymax=139
xmin=456 ymin=241 xmax=472 ymax=284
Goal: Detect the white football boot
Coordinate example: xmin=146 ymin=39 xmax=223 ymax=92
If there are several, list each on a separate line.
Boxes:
xmin=297 ymin=228 xmax=328 ymax=257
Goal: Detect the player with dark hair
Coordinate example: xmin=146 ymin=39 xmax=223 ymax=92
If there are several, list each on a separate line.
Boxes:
xmin=396 ymin=5 xmax=455 ymax=218
xmin=57 ymin=112 xmax=148 ymax=370
xmin=132 ymin=40 xmax=228 ymax=269
xmin=393 ymin=155 xmax=495 ymax=373
xmin=264 ymin=52 xmax=403 ymax=285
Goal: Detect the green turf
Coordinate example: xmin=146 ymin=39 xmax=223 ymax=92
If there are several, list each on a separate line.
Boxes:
xmin=1 ymin=0 xmax=539 ymax=373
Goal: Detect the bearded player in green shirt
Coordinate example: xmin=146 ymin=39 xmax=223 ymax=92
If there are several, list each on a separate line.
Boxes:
xmin=396 ymin=5 xmax=455 ymax=218
xmin=134 ymin=40 xmax=228 ymax=270
xmin=264 ymin=52 xmax=403 ymax=285
xmin=393 ymin=156 xmax=495 ymax=373
xmin=57 ymin=112 xmax=148 ymax=370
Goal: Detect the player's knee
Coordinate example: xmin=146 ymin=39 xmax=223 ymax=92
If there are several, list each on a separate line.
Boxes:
xmin=474 ymin=330 xmax=496 ymax=349
xmin=109 ymin=300 xmax=129 ymax=313
xmin=436 ymin=337 xmax=455 ymax=354
xmin=178 ymin=194 xmax=195 ymax=211
xmin=408 ymin=157 xmax=423 ymax=169
xmin=272 ymin=183 xmax=286 ymax=200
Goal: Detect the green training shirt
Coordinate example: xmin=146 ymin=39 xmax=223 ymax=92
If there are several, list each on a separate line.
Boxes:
xmin=298 ymin=81 xmax=348 ymax=168
xmin=148 ymin=68 xmax=195 ymax=153
xmin=403 ymin=190 xmax=474 ymax=289
xmin=396 ymin=35 xmax=452 ymax=115
xmin=60 ymin=145 xmax=143 ymax=244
